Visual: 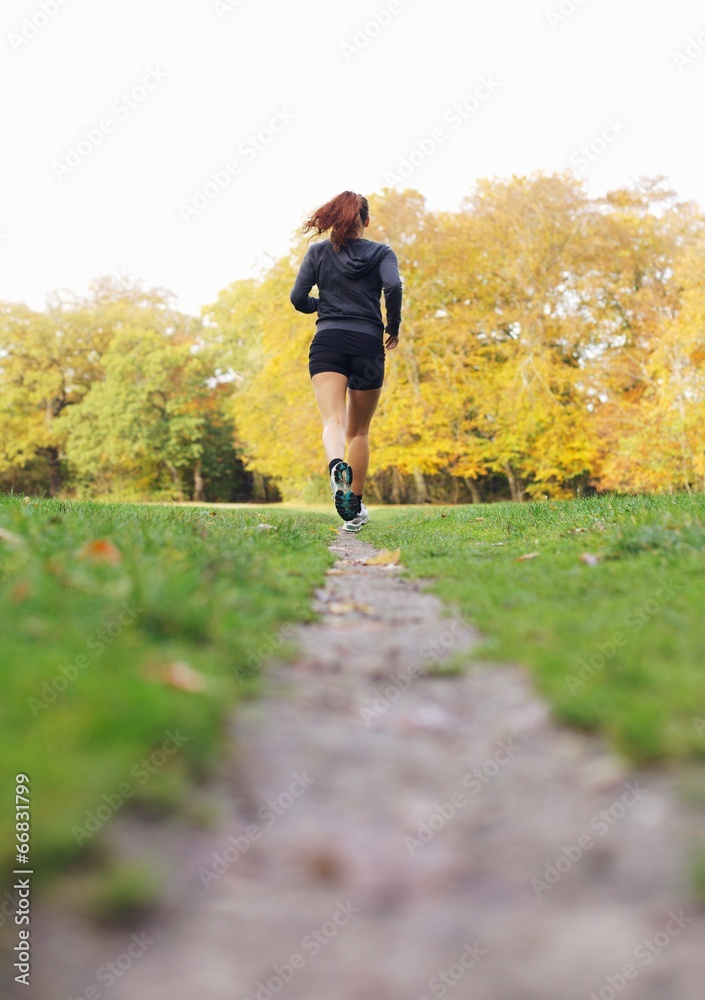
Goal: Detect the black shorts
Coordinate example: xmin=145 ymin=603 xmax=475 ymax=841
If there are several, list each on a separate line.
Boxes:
xmin=308 ymin=329 xmax=385 ymax=390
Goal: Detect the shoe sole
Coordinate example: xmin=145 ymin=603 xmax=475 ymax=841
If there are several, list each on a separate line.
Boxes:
xmin=335 ymin=489 xmax=359 ymax=521
xmin=331 ymin=462 xmax=353 ymax=492
xmin=343 ymin=517 xmax=369 ymax=533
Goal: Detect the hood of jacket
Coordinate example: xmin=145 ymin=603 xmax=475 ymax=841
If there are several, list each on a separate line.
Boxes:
xmin=324 ymin=239 xmax=389 ymax=279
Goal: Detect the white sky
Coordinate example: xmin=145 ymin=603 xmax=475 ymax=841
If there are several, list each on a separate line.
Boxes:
xmin=2 ymin=0 xmax=705 ymax=316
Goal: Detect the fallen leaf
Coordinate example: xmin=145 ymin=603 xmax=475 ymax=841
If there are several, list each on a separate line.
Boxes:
xmin=328 ymin=602 xmax=354 ymax=615
xmin=11 ymin=580 xmax=32 ymax=603
xmin=579 ymin=553 xmax=600 ymax=567
xmin=517 ymin=552 xmax=539 ymax=562
xmin=255 ymin=523 xmax=277 ymax=531
xmin=328 ymin=601 xmax=374 ymax=616
xmin=45 ymin=556 xmax=65 ymax=577
xmin=364 ymin=548 xmax=401 ymax=566
xmin=145 ymin=660 xmax=208 ymax=692
xmin=165 ymin=661 xmax=208 ymax=691
xmin=77 ymin=539 xmax=122 ymax=565
xmin=0 ymin=527 xmax=24 ymax=546
xmin=305 ymin=847 xmax=345 ymax=881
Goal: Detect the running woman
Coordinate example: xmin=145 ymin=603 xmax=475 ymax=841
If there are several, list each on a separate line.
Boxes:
xmin=290 ymin=191 xmax=402 ymax=532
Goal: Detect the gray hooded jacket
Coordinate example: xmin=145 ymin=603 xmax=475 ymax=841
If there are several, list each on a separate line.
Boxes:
xmin=290 ymin=238 xmax=402 ymax=338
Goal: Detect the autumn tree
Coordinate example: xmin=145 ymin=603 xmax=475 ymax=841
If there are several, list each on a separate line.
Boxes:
xmin=596 ymin=239 xmax=705 ymax=492
xmin=218 ymin=175 xmax=705 ymax=503
xmin=5 ymin=177 xmax=705 ymax=504
xmin=0 ymin=276 xmax=195 ymax=494
xmin=62 ymin=326 xmax=216 ymax=498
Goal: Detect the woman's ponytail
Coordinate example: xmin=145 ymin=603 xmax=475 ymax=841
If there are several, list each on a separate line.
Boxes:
xmin=302 ymin=191 xmax=369 ymax=251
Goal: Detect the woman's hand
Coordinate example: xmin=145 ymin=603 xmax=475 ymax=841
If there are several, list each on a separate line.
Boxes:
xmin=385 ymin=335 xmax=399 ymax=351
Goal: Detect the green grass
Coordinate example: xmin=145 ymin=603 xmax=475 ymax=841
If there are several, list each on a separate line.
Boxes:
xmin=365 ymin=493 xmax=705 ymax=766
xmin=0 ymin=496 xmax=336 ymax=888
xmin=5 ymin=490 xmax=705 ymax=906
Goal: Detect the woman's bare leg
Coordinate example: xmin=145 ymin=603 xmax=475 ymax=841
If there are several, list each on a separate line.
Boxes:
xmin=346 ymin=388 xmax=382 ymax=495
xmin=311 ymin=372 xmax=349 ymax=464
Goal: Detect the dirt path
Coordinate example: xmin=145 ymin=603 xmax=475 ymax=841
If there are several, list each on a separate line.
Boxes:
xmin=23 ymin=533 xmax=705 ymax=999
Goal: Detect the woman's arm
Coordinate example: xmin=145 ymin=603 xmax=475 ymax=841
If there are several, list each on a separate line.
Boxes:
xmin=380 ymin=247 xmax=402 ymax=338
xmin=290 ymin=248 xmax=319 ymax=313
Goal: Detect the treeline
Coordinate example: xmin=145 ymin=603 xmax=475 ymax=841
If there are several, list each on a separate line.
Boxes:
xmin=0 ymin=279 xmax=264 ymax=502
xmin=3 ymin=172 xmax=705 ymax=503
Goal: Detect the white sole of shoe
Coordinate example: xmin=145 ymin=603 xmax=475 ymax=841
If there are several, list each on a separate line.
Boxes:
xmin=329 ymin=462 xmax=353 ymax=497
xmin=343 ymin=516 xmax=369 ymax=533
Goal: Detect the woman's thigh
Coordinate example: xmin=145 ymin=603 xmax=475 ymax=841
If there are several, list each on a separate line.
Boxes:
xmin=347 ymin=386 xmax=382 ymax=435
xmin=311 ymin=371 xmax=348 ymax=424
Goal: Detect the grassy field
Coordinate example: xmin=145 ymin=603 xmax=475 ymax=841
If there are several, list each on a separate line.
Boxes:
xmin=0 ymin=495 xmax=335 ymax=896
xmin=366 ymin=493 xmax=705 ymax=766
xmin=3 ymin=491 xmax=705 ymax=912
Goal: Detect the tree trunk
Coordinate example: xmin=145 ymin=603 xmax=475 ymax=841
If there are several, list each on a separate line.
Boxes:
xmin=412 ymin=467 xmax=427 ymax=504
xmin=193 ymin=461 xmax=206 ymax=502
xmin=504 ymin=463 xmax=524 ymax=503
xmin=165 ymin=462 xmax=183 ymax=499
xmin=449 ymin=475 xmax=460 ymax=504
xmin=41 ymin=447 xmax=63 ymax=496
xmin=250 ymin=471 xmax=265 ymax=502
xmin=390 ymin=469 xmax=402 ymax=505
xmin=465 ymin=478 xmax=482 ymax=504
xmin=674 ymin=365 xmax=692 ymax=493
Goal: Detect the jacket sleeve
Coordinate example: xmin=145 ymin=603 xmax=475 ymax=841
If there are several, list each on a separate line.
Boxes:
xmin=289 ymin=247 xmax=319 ymax=314
xmin=380 ymin=247 xmax=402 ymax=336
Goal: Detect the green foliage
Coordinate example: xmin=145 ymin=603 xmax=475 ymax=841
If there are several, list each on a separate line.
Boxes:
xmin=192 ymin=395 xmax=252 ymax=502
xmin=62 ymin=326 xmax=208 ymax=496
xmin=0 ymin=277 xmax=248 ymax=500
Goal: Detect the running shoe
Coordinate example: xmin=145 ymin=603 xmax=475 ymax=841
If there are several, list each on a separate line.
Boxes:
xmin=334 ymin=490 xmax=360 ymax=522
xmin=329 ymin=461 xmax=353 ymax=497
xmin=343 ymin=503 xmax=369 ymax=532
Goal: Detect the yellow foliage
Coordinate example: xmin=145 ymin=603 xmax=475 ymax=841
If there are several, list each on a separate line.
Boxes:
xmin=204 ymin=176 xmax=705 ymax=499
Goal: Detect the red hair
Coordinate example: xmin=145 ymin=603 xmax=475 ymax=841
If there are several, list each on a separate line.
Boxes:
xmin=302 ymin=191 xmax=369 ymax=251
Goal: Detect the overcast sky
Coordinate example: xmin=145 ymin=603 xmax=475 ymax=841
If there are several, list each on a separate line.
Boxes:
xmin=2 ymin=0 xmax=705 ymax=316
